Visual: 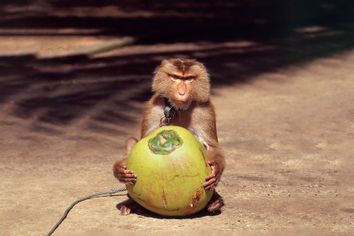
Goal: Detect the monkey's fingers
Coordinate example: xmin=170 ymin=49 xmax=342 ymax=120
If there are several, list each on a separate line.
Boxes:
xmin=205 ymin=173 xmax=215 ymax=181
xmin=203 ymin=176 xmax=217 ymax=191
xmin=122 ymin=172 xmax=137 ymax=179
xmin=117 ymin=166 xmax=127 ymax=174
xmin=123 ymin=178 xmax=137 ymax=185
xmin=118 ymin=172 xmax=136 ymax=180
xmin=122 ymin=171 xmax=137 ymax=183
xmin=122 ymin=171 xmax=136 ymax=181
xmin=123 ymin=169 xmax=136 ymax=175
xmin=117 ymin=168 xmax=134 ymax=178
xmin=117 ymin=174 xmax=136 ymax=183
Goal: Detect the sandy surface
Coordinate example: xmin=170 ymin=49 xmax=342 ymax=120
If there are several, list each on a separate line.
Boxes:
xmin=1 ymin=38 xmax=354 ymax=236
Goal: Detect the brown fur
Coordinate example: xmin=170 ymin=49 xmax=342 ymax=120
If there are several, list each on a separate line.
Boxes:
xmin=113 ymin=58 xmax=225 ymax=214
xmin=152 ymin=58 xmax=210 ymax=103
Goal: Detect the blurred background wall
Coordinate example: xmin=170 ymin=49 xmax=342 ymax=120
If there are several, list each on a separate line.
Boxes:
xmin=1 ymin=0 xmax=353 ymax=128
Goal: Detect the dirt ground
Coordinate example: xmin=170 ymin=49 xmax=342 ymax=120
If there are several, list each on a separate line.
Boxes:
xmin=1 ymin=32 xmax=354 ymax=236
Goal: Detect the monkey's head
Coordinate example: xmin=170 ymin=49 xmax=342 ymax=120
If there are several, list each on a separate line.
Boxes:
xmin=152 ymin=58 xmax=210 ymax=110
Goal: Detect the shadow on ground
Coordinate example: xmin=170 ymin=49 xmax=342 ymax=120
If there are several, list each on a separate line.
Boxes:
xmin=0 ymin=0 xmax=354 ymax=134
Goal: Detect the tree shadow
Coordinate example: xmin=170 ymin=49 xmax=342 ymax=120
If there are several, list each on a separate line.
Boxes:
xmin=0 ymin=0 xmax=354 ymax=135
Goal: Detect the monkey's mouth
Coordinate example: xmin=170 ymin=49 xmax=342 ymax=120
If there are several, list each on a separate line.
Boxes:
xmin=173 ymin=100 xmax=185 ymax=106
xmin=171 ymin=99 xmax=191 ymax=110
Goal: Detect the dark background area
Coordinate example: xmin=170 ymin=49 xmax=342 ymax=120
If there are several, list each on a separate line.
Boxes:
xmin=1 ymin=0 xmax=354 ymax=37
xmin=1 ymin=0 xmax=354 ymax=132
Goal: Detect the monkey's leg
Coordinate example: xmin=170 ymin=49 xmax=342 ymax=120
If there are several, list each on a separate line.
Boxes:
xmin=125 ymin=137 xmax=138 ymax=153
xmin=116 ymin=197 xmax=142 ymax=215
xmin=206 ymin=191 xmax=224 ymax=213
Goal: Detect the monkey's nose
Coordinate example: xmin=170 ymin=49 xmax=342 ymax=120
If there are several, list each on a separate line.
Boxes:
xmin=178 ymin=90 xmax=185 ymax=96
xmin=177 ymin=82 xmax=187 ymax=96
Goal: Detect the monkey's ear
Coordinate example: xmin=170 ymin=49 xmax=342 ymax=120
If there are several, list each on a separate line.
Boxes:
xmin=160 ymin=59 xmax=169 ymax=66
xmin=193 ymin=62 xmax=210 ymax=82
xmin=153 ymin=59 xmax=169 ymax=74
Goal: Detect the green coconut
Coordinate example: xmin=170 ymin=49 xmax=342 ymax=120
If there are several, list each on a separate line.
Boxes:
xmin=127 ymin=125 xmax=213 ymax=216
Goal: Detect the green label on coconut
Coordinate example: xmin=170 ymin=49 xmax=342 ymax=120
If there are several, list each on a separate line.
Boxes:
xmin=148 ymin=130 xmax=183 ymax=155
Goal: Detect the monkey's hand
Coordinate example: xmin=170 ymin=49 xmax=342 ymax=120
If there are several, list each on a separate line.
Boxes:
xmin=113 ymin=161 xmax=137 ymax=185
xmin=203 ymin=160 xmax=220 ymax=191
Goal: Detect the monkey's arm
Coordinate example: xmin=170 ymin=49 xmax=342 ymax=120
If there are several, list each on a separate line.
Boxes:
xmin=203 ymin=145 xmax=225 ymax=190
xmin=192 ymin=102 xmax=225 ymax=190
xmin=113 ymin=137 xmax=138 ymax=185
xmin=114 ymin=96 xmax=163 ymax=184
xmin=140 ymin=95 xmax=164 ymax=138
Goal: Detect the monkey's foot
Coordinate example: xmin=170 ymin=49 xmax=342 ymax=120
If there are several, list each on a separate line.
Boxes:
xmin=116 ymin=198 xmax=141 ymax=215
xmin=207 ymin=192 xmax=224 ymax=214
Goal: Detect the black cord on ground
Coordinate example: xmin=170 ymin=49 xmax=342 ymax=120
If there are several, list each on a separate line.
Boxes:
xmin=46 ymin=187 xmax=127 ymax=236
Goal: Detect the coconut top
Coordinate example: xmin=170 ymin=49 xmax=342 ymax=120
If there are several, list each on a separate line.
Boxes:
xmin=148 ymin=129 xmax=183 ymax=155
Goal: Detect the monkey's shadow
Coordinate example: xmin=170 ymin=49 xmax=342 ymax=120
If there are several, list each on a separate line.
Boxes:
xmin=115 ymin=199 xmax=221 ymax=219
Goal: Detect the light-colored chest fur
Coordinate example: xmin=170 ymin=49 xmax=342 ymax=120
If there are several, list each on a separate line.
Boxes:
xmin=149 ymin=103 xmax=208 ymax=147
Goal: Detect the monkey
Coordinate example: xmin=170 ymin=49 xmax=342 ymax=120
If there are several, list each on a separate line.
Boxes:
xmin=113 ymin=58 xmax=225 ymax=215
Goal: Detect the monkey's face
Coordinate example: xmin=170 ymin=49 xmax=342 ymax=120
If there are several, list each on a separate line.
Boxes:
xmin=153 ymin=58 xmax=210 ymax=110
xmin=168 ymin=73 xmax=195 ymax=109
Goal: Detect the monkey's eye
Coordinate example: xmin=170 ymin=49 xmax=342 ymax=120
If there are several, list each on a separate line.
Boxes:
xmin=185 ymin=77 xmax=194 ymax=82
xmin=170 ymin=76 xmax=180 ymax=81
